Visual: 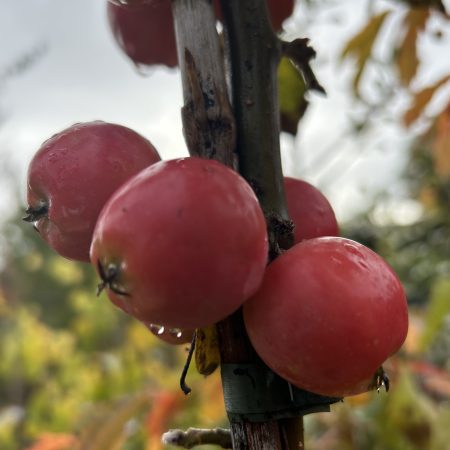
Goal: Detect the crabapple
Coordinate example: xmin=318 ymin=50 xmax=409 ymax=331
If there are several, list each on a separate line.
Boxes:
xmin=91 ymin=157 xmax=269 ymax=329
xmin=243 ymin=237 xmax=408 ymax=397
xmin=107 ymin=0 xmax=178 ymax=69
xmin=25 ymin=121 xmax=160 ymax=262
xmin=284 ymin=177 xmax=339 ymax=243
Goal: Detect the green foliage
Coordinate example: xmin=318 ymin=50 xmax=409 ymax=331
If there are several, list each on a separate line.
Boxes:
xmin=0 ymin=212 xmax=227 ymax=450
xmin=420 ymin=278 xmax=450 ymax=350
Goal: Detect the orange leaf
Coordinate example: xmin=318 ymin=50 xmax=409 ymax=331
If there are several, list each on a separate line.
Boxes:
xmin=25 ymin=433 xmax=79 ymax=450
xmin=146 ymin=390 xmax=185 ymax=450
xmin=79 ymin=394 xmax=150 ymax=450
xmin=403 ymin=75 xmax=450 ymax=126
xmin=433 ymin=102 xmax=450 ymax=178
xmin=341 ymin=11 xmax=391 ymax=94
xmin=396 ymin=9 xmax=430 ymax=86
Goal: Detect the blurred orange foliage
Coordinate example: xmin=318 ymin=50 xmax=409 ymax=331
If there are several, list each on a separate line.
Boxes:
xmin=24 ymin=433 xmax=78 ymax=450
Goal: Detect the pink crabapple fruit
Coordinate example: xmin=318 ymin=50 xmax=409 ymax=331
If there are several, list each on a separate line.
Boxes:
xmin=243 ymin=236 xmax=408 ymax=398
xmin=107 ymin=0 xmax=178 ymax=69
xmin=91 ymin=157 xmax=269 ymax=329
xmin=284 ymin=177 xmax=339 ymax=243
xmin=25 ymin=121 xmax=160 ymax=262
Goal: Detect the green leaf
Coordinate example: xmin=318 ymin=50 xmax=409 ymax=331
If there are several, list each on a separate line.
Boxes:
xmin=341 ymin=11 xmax=391 ymax=94
xmin=420 ymin=277 xmax=450 ymax=350
xmin=79 ymin=394 xmax=150 ymax=450
xmin=375 ymin=370 xmax=436 ymax=449
xmin=278 ymin=57 xmax=308 ymax=136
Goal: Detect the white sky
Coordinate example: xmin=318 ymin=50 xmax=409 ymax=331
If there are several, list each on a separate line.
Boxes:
xmin=0 ymin=0 xmax=449 ymax=225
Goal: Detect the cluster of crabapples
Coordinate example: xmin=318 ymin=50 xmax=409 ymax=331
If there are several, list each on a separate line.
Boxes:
xmin=25 ymin=120 xmax=408 ymax=398
xmin=106 ymin=0 xmax=295 ymax=69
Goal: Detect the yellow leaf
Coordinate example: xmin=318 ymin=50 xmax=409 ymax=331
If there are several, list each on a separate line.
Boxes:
xmin=278 ymin=57 xmax=307 ymax=135
xmin=146 ymin=390 xmax=185 ymax=450
xmin=195 ymin=326 xmax=220 ymax=376
xmin=403 ymin=75 xmax=450 ymax=126
xmin=341 ymin=11 xmax=391 ymax=93
xmin=396 ymin=9 xmax=430 ymax=86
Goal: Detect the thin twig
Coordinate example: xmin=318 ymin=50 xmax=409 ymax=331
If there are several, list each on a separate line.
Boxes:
xmin=180 ymin=330 xmax=196 ymax=395
xmin=162 ymin=427 xmax=232 ymax=449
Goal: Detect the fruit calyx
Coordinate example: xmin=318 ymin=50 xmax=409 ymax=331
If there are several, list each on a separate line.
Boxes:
xmin=96 ymin=260 xmax=130 ymax=297
xmin=371 ymin=366 xmax=390 ymax=393
xmin=23 ymin=202 xmax=48 ymax=223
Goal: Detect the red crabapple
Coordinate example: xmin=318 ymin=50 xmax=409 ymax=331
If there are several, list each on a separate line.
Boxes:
xmin=91 ymin=157 xmax=269 ymax=329
xmin=107 ymin=0 xmax=178 ymax=69
xmin=25 ymin=121 xmax=160 ymax=262
xmin=244 ymin=237 xmax=408 ymax=397
xmin=284 ymin=177 xmax=339 ymax=243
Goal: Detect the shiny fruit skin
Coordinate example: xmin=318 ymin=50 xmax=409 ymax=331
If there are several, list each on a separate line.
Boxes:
xmin=107 ymin=0 xmax=178 ymax=69
xmin=243 ymin=237 xmax=408 ymax=397
xmin=143 ymin=323 xmax=194 ymax=345
xmin=214 ymin=0 xmax=294 ymax=31
xmin=26 ymin=121 xmax=160 ymax=262
xmin=284 ymin=177 xmax=339 ymax=243
xmin=91 ymin=157 xmax=269 ymax=329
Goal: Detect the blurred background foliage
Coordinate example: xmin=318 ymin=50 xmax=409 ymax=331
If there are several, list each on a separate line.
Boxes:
xmin=0 ymin=0 xmax=449 ymax=449
xmin=0 ymin=220 xmax=227 ymax=450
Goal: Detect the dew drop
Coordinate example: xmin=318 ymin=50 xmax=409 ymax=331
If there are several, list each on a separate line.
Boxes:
xmin=134 ymin=62 xmax=155 ymax=77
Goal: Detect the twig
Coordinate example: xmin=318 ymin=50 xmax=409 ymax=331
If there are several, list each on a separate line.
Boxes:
xmin=162 ymin=427 xmax=232 ymax=449
xmin=180 ymin=331 xmax=196 ymax=395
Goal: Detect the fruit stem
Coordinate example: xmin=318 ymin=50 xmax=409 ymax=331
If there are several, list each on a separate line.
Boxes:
xmin=180 ymin=331 xmax=197 ymax=395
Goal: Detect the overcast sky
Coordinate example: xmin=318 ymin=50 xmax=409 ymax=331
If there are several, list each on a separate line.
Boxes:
xmin=0 ymin=0 xmax=449 ymax=225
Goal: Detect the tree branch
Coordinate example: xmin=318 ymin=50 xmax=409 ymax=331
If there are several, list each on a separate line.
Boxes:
xmin=219 ymin=0 xmax=294 ymax=256
xmin=162 ymin=428 xmax=232 ymax=449
xmin=172 ymin=0 xmax=236 ymax=167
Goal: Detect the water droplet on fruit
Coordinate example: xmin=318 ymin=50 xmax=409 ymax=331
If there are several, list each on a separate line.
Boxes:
xmin=168 ymin=328 xmax=183 ymax=338
xmin=158 ymin=326 xmax=165 ymax=335
xmin=134 ymin=62 xmax=155 ymax=77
